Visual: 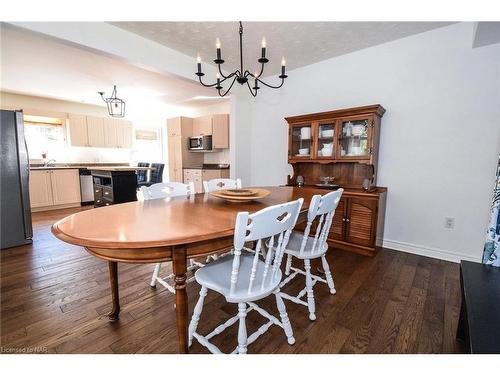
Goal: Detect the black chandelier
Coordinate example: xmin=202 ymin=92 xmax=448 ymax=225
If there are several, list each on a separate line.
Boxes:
xmin=195 ymin=21 xmax=288 ymax=97
xmin=98 ymin=85 xmax=126 ymax=118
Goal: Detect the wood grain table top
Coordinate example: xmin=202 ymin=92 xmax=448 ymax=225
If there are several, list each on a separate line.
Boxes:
xmin=51 ymin=186 xmax=325 ymax=249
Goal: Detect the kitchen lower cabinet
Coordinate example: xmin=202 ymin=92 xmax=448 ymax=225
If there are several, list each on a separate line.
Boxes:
xmin=183 ymin=168 xmax=230 ymax=193
xmin=328 ymin=189 xmax=386 ymax=256
xmin=50 ymin=169 xmax=81 ymax=205
xmin=29 ymin=170 xmax=54 ymax=208
xmin=29 ymin=169 xmax=81 ymax=211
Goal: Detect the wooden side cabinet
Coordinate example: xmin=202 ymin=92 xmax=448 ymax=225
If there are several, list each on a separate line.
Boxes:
xmin=328 ymin=189 xmax=386 ymax=256
xmin=285 ymin=105 xmax=388 ymax=256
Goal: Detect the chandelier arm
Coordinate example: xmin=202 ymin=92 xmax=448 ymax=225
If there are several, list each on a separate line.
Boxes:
xmin=243 ymin=62 xmax=265 ymax=79
xmin=256 ymin=77 xmax=285 ymax=89
xmin=198 ymin=73 xmax=235 ymax=88
xmin=217 ymin=76 xmax=238 ymax=97
xmin=245 ymin=81 xmax=258 ymax=97
xmin=217 ymin=64 xmax=231 ymax=79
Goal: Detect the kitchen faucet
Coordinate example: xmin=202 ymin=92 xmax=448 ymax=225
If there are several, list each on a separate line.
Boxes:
xmin=44 ymin=159 xmax=56 ymax=167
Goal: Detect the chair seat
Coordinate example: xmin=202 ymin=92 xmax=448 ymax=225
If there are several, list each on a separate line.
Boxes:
xmin=195 ymin=253 xmax=282 ymax=303
xmin=283 ymin=230 xmax=328 ymax=259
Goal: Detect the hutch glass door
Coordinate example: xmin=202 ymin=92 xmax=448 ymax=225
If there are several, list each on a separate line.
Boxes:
xmin=316 ymin=122 xmax=335 ymax=159
xmin=339 ymin=118 xmax=370 ymax=158
xmin=290 ymin=124 xmax=312 ymax=159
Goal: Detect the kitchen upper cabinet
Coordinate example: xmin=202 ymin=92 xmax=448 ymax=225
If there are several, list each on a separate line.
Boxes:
xmin=104 ymin=118 xmax=118 ymax=147
xmin=50 ymin=169 xmax=81 ymax=205
xmin=29 ymin=170 xmax=53 ymax=208
xmin=192 ymin=115 xmax=212 ymax=136
xmin=212 ymin=114 xmax=229 ymax=149
xmin=116 ymin=120 xmax=133 ymax=148
xmin=86 ymin=116 xmax=106 ymax=148
xmin=68 ymin=114 xmax=89 ymax=146
xmin=67 ymin=114 xmax=132 ymax=149
xmin=192 ymin=114 xmax=229 ymax=149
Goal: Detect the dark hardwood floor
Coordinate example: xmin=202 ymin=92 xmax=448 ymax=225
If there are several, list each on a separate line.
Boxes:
xmin=0 ymin=207 xmax=465 ymax=354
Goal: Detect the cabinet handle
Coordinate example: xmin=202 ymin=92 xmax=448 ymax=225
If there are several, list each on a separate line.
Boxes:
xmin=104 ymin=191 xmax=109 ymax=195
xmin=346 ymin=218 xmax=350 ymax=223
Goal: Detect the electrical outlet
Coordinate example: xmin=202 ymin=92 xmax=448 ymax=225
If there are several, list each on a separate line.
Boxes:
xmin=445 ymin=217 xmax=455 ymax=229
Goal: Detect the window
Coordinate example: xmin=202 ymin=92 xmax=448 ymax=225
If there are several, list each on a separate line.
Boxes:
xmin=23 ymin=115 xmax=65 ymax=160
xmin=132 ymin=128 xmax=164 ymax=163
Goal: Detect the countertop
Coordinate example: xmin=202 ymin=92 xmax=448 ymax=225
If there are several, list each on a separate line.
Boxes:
xmin=89 ymin=166 xmax=152 ymax=172
xmin=183 ymin=164 xmax=230 ymax=170
xmin=30 ymin=163 xmax=128 ymax=171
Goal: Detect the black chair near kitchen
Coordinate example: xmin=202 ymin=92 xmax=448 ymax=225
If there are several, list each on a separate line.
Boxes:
xmin=136 ymin=162 xmax=150 ymax=188
xmin=149 ymin=163 xmax=165 ymax=184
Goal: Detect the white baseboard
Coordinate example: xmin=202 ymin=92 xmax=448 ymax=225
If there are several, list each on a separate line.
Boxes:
xmin=382 ymin=238 xmax=480 ymax=264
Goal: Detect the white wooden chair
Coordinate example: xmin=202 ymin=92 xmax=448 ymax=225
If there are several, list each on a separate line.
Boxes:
xmin=188 ymin=198 xmax=304 ymax=354
xmin=138 ymin=181 xmax=195 ymax=201
xmin=278 ymin=189 xmax=343 ymax=321
xmin=202 ymin=177 xmax=243 ymax=261
xmin=138 ymin=182 xmax=197 ymax=294
xmin=203 ymin=178 xmax=242 ymax=192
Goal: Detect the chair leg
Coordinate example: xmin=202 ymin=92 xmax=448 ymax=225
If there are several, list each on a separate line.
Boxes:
xmin=237 ymin=302 xmax=248 ymax=354
xmin=304 ymin=259 xmax=316 ymax=321
xmin=150 ymin=263 xmax=161 ymax=288
xmin=321 ymin=255 xmax=336 ymax=294
xmin=188 ymin=286 xmax=208 ymax=347
xmin=275 ymin=289 xmax=295 ymax=345
xmin=285 ymin=254 xmax=292 ymax=275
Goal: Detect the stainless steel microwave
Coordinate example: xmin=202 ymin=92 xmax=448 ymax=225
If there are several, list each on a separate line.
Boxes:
xmin=188 ymin=135 xmax=212 ymax=151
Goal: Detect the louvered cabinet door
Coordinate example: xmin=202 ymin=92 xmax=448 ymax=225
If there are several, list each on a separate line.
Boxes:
xmin=329 ymin=197 xmax=347 ymax=241
xmin=345 ymin=197 xmax=378 ymax=247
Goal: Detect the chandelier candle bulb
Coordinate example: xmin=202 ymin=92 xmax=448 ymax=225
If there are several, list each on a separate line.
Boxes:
xmin=261 ymin=37 xmax=266 ymax=58
xmin=281 ymin=57 xmax=286 ymax=76
xmin=216 ymin=38 xmax=222 ymax=60
xmin=196 ymin=55 xmax=202 ymax=74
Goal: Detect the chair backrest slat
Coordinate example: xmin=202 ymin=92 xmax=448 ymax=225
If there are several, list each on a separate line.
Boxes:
xmin=230 ymin=198 xmax=303 ymax=296
xmin=299 ymin=189 xmax=344 ymax=255
xmin=203 ymin=178 xmax=242 ymax=192
xmin=138 ymin=182 xmax=195 ymax=201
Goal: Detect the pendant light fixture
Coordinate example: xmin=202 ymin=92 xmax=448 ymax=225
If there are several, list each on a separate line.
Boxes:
xmin=196 ymin=21 xmax=287 ymax=97
xmin=98 ymin=85 xmax=126 ymax=117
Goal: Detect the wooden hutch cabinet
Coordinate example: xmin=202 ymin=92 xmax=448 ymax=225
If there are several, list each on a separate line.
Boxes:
xmin=285 ymin=104 xmax=387 ymax=256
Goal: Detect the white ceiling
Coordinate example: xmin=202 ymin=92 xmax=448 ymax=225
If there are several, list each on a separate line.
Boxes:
xmin=111 ymin=22 xmax=454 ymax=76
xmin=0 ymin=25 xmax=227 ymax=114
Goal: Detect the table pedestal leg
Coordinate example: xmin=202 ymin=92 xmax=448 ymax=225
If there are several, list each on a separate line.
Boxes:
xmin=108 ymin=261 xmax=120 ymax=321
xmin=173 ymin=246 xmax=189 ymax=354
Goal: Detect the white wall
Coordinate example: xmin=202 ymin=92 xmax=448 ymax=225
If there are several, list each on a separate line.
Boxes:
xmin=233 ymin=23 xmax=500 ymax=262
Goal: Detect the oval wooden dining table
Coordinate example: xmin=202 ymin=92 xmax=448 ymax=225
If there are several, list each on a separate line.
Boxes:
xmin=51 ymin=186 xmax=326 ymax=353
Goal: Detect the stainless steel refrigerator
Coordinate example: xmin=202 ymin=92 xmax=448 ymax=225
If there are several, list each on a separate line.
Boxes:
xmin=1 ymin=110 xmax=33 ymax=249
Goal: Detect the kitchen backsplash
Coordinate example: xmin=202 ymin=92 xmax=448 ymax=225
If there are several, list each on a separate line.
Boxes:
xmin=30 ymin=146 xmax=132 ymax=164
xmin=204 ymin=149 xmax=230 ymax=165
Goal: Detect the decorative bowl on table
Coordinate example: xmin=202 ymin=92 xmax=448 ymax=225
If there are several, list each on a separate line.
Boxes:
xmin=210 ymin=188 xmax=271 ymax=203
